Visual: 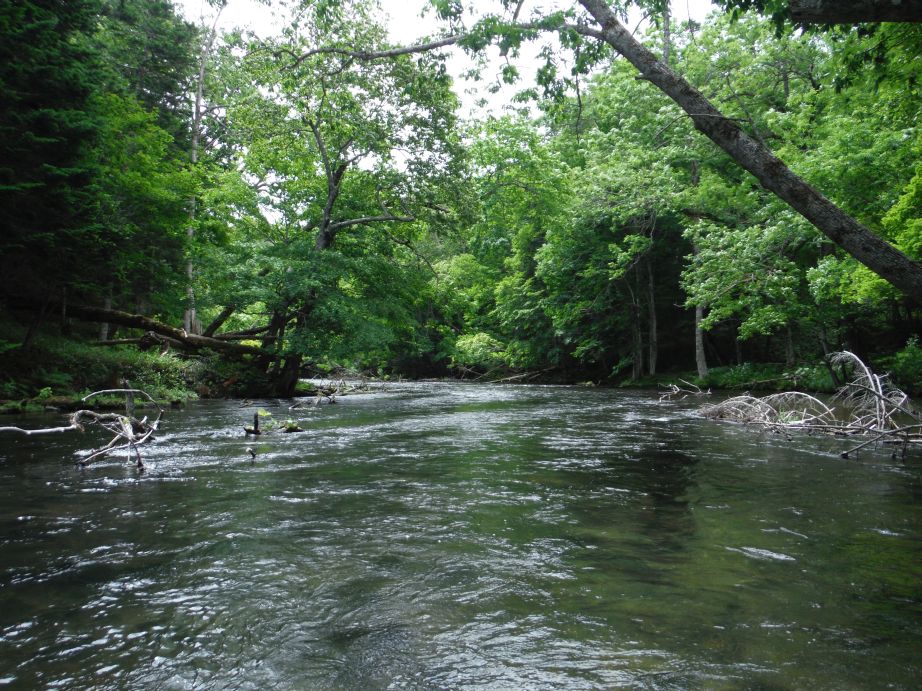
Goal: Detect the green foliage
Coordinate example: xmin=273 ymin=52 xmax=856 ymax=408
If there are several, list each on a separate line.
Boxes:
xmin=879 ymin=338 xmax=922 ymax=397
xmin=683 ymin=212 xmax=815 ymax=339
xmin=89 ymin=92 xmax=194 ymax=309
xmin=883 ymin=157 xmax=922 ymax=261
xmin=452 ymin=332 xmax=505 ymax=370
xmin=0 ymin=321 xmax=195 ymax=402
xmin=187 ymin=354 xmax=271 ymax=398
xmin=2 ymin=0 xmax=919 ymax=395
xmin=95 ymin=0 xmax=198 ymax=139
xmin=704 ymin=362 xmax=835 ymax=392
xmin=0 ymin=0 xmax=101 ymax=299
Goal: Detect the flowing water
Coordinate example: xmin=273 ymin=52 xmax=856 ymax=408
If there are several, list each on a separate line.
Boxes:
xmin=0 ymin=382 xmax=919 ymax=689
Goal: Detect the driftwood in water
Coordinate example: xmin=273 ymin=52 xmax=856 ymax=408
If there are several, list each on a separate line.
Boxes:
xmin=700 ymin=352 xmax=920 ymax=458
xmin=305 ymin=378 xmax=370 ymax=406
xmin=660 ymin=379 xmax=711 ymax=401
xmin=0 ymin=389 xmax=163 ymax=468
xmin=244 ymin=411 xmax=261 ymax=435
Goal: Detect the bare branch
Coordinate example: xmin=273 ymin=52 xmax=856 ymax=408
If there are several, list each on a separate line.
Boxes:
xmin=0 ymin=422 xmax=83 ymax=436
xmin=282 ymin=35 xmax=468 ymax=69
xmin=327 ymin=190 xmax=415 ymax=234
xmin=698 ymin=352 xmax=920 ymax=457
xmin=0 ymin=389 xmax=165 ymax=468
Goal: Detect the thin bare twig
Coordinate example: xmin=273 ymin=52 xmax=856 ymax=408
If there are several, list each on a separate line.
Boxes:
xmin=1 ymin=389 xmax=164 ymax=468
xmin=700 ymin=352 xmax=919 ymax=458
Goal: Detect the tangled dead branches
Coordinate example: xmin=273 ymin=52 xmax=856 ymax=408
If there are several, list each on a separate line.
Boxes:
xmin=660 ymin=379 xmax=711 ymax=401
xmin=0 ymin=389 xmax=162 ymax=468
xmin=700 ymin=352 xmax=920 ymax=459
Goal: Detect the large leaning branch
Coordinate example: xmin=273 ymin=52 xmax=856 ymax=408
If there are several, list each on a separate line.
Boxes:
xmin=790 ymin=0 xmax=922 ymax=23
xmin=20 ymin=300 xmax=269 ymax=358
xmin=574 ymin=0 xmax=922 ymax=297
xmin=278 ymin=9 xmax=922 ymax=298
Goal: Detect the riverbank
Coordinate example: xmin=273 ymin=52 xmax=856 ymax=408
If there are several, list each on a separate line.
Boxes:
xmin=3 ymin=316 xmax=919 ymax=414
xmin=0 ymin=322 xmax=198 ymax=414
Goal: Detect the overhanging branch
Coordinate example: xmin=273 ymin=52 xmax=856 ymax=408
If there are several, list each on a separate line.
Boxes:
xmin=790 ymin=0 xmax=922 ymax=23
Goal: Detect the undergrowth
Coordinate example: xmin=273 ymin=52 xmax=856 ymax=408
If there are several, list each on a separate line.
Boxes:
xmin=0 ymin=322 xmax=196 ymax=404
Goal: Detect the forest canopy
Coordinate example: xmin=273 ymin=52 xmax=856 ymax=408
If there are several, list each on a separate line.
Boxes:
xmin=0 ymin=0 xmax=920 ymax=399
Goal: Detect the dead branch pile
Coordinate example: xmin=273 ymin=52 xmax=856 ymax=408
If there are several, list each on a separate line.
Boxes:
xmin=0 ymin=389 xmax=162 ymax=468
xmin=700 ymin=352 xmax=920 ymax=458
xmin=660 ymin=379 xmax=711 ymax=401
xmin=305 ymin=378 xmax=372 ymax=406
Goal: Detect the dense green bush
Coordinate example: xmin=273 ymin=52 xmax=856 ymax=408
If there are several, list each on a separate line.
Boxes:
xmin=879 ymin=337 xmax=922 ymax=396
xmin=0 ymin=325 xmax=196 ymax=403
xmin=703 ymin=362 xmax=835 ymax=392
xmin=451 ymin=332 xmax=506 ymax=371
xmin=186 ymin=354 xmax=272 ymax=398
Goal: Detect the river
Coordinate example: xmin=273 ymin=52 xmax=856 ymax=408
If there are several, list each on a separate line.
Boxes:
xmin=0 ymin=382 xmax=919 ymax=689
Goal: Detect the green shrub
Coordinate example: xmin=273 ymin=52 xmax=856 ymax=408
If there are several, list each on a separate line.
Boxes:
xmin=881 ymin=337 xmax=922 ymax=396
xmin=0 ymin=320 xmax=197 ymax=403
xmin=452 ymin=332 xmax=505 ymax=370
xmin=187 ymin=354 xmax=271 ymax=398
xmin=704 ymin=361 xmax=835 ymax=392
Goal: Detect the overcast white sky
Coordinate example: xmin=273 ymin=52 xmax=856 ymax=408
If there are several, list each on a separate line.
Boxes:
xmin=176 ymin=0 xmax=718 ymax=117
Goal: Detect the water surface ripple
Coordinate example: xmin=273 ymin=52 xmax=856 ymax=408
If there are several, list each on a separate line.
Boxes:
xmin=0 ymin=382 xmax=920 ymax=689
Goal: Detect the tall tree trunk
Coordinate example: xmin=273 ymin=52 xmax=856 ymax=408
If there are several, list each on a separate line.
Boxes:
xmin=646 ymin=258 xmax=658 ymax=376
xmin=695 ymin=304 xmax=709 ymax=379
xmin=818 ymin=324 xmax=844 ymax=387
xmin=689 ymin=159 xmax=708 ymax=378
xmin=60 ymin=286 xmax=70 ymax=335
xmin=260 ymin=308 xmax=290 ymax=356
xmin=662 ymin=2 xmax=671 ymax=65
xmin=576 ymin=0 xmax=922 ymax=298
xmin=184 ymin=4 xmax=224 ymax=336
xmin=626 ymin=274 xmax=644 ymax=380
xmin=271 ymin=309 xmax=311 ymax=397
xmin=274 ymin=353 xmax=303 ymax=397
xmin=632 ymin=316 xmax=643 ymax=380
xmin=98 ymin=285 xmax=113 ymax=341
xmin=21 ymin=294 xmax=51 ymax=351
xmin=785 ymin=324 xmax=796 ymax=368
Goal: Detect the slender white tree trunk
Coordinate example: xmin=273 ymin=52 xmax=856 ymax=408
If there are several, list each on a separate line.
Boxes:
xmin=184 ymin=4 xmax=224 ymax=335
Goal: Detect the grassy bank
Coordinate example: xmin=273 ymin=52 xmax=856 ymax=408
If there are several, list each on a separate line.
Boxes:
xmin=0 ymin=323 xmax=198 ymax=414
xmin=619 ymin=347 xmax=922 ymax=398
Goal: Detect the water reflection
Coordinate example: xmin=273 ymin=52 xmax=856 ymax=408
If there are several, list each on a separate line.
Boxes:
xmin=0 ymin=383 xmax=919 ymax=689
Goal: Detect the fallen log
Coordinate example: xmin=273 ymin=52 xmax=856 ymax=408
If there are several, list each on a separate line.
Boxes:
xmin=42 ymin=301 xmax=269 ymax=358
xmin=75 ymin=304 xmax=266 ymax=356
